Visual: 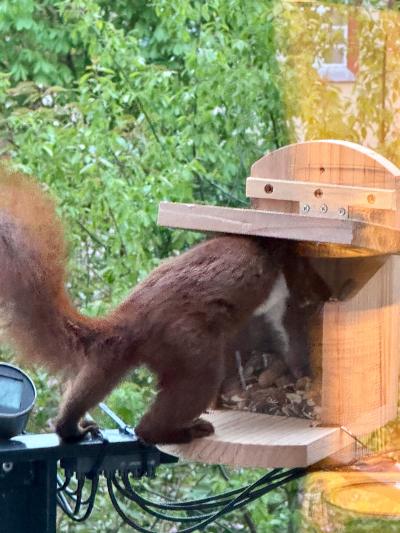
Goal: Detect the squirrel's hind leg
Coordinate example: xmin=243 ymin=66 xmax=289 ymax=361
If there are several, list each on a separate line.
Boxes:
xmin=136 ymin=349 xmax=224 ymax=445
xmin=55 ymin=361 xmax=125 ymax=442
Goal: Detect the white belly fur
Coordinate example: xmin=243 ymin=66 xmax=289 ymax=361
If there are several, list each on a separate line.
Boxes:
xmin=253 ymin=273 xmax=290 ymax=353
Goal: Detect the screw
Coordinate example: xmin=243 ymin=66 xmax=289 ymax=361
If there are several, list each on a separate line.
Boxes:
xmin=314 ymin=188 xmax=323 ymax=198
xmin=302 ymin=204 xmax=310 ymax=213
xmin=320 ymin=204 xmax=328 ymax=213
xmin=264 ymin=184 xmax=274 ymax=194
xmin=338 ymin=207 xmax=346 ymax=216
xmin=367 ymin=194 xmax=375 ymax=204
xmin=2 ymin=462 xmax=13 ymax=473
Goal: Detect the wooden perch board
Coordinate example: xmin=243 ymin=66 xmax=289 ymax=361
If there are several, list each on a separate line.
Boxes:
xmin=158 ymin=201 xmax=400 ymax=254
xmin=159 ymin=410 xmax=353 ymax=468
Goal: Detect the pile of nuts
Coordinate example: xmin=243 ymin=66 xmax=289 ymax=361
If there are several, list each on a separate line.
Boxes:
xmin=219 ymin=352 xmax=321 ymax=421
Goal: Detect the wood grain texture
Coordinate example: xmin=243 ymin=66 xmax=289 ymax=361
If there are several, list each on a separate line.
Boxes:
xmin=158 ymin=202 xmax=400 ymax=254
xmin=159 ymin=410 xmax=353 ymax=468
xmin=246 ymin=177 xmax=396 ymax=211
xmin=250 ymin=140 xmax=400 ymax=188
xmin=320 ymin=255 xmax=400 ymax=435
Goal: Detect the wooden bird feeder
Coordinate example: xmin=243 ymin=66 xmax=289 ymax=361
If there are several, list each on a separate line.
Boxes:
xmin=157 ymin=140 xmax=400 ymax=469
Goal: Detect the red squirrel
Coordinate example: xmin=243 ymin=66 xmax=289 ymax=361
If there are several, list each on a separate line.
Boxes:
xmin=0 ymin=165 xmax=330 ymax=444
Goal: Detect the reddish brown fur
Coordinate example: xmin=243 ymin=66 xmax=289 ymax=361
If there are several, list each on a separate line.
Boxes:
xmin=0 ymin=165 xmax=293 ymax=444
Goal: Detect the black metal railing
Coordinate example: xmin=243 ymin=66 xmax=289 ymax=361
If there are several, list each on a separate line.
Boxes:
xmin=0 ymin=405 xmax=306 ymax=533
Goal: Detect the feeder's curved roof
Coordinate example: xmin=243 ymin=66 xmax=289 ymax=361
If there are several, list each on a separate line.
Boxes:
xmin=251 ymin=140 xmax=400 ymax=189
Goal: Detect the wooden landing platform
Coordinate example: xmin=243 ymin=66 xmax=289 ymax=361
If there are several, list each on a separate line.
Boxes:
xmin=159 ymin=410 xmax=353 ymax=468
xmin=158 ymin=202 xmax=400 ymax=255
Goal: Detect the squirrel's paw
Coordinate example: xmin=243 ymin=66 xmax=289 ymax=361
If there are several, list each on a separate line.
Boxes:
xmin=80 ymin=418 xmax=103 ymax=438
xmin=55 ymin=417 xmax=101 ymax=443
xmin=188 ymin=418 xmax=214 ymax=439
xmin=137 ymin=417 xmax=214 ymax=445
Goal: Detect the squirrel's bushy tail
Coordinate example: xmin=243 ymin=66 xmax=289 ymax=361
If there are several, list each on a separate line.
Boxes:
xmin=0 ymin=163 xmax=90 ymax=372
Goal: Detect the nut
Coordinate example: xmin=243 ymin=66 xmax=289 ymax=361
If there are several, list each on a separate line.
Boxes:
xmin=258 ymin=360 xmax=287 ymax=388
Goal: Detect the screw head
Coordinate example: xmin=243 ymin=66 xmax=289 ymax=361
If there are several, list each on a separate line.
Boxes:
xmin=2 ymin=462 xmax=13 ymax=473
xmin=320 ymin=204 xmax=328 ymax=213
xmin=302 ymin=204 xmax=310 ymax=213
xmin=264 ymin=184 xmax=274 ymax=194
xmin=338 ymin=207 xmax=346 ymax=216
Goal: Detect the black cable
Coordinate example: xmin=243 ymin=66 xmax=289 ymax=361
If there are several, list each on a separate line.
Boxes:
xmin=186 ymin=469 xmax=305 ymax=518
xmin=71 ymin=477 xmax=84 ymax=516
xmin=227 ymin=469 xmax=306 ymax=511
xmin=178 ymin=469 xmax=304 ymax=532
xmin=120 ymin=468 xmax=290 ymax=511
xmin=114 ymin=470 xmax=304 ymax=525
xmin=107 ymin=468 xmax=307 ymax=533
xmin=62 ymin=476 xmax=100 ymax=507
xmin=108 ymin=477 xmax=159 ymax=533
xmin=118 ymin=473 xmax=232 ymax=525
xmin=57 ymin=472 xmax=72 ymax=492
xmin=116 ymin=473 xmax=216 ymax=523
xmin=107 ymin=473 xmax=244 ymax=533
xmin=57 ymin=490 xmax=74 ymax=515
xmin=57 ymin=475 xmax=99 ymax=522
xmin=58 ymin=474 xmax=91 ymax=507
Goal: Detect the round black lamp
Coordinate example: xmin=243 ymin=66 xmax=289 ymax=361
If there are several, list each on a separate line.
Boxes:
xmin=0 ymin=363 xmax=36 ymax=439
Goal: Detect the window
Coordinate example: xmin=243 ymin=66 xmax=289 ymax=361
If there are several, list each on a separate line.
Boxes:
xmin=313 ymin=6 xmax=358 ymax=83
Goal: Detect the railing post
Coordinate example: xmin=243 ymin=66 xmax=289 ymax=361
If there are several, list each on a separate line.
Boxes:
xmin=0 ymin=459 xmax=57 ymax=533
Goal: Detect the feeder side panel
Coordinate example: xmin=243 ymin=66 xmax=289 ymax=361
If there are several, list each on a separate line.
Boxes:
xmin=320 ymin=255 xmax=400 ymax=434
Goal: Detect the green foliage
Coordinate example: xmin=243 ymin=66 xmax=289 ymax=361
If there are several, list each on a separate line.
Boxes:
xmin=0 ymin=0 xmax=292 ymax=531
xmin=1 ymin=0 xmax=288 ymax=313
xmin=276 ymin=2 xmax=400 ymax=166
xmin=0 ymin=0 xmax=87 ymax=84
